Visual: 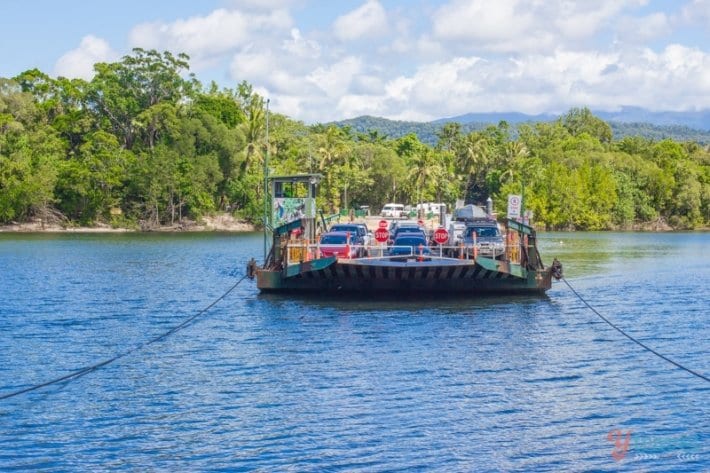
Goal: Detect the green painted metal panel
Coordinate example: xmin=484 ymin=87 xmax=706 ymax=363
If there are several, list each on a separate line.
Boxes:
xmin=507 ymin=219 xmax=535 ymax=236
xmin=284 ymin=257 xmax=337 ymax=278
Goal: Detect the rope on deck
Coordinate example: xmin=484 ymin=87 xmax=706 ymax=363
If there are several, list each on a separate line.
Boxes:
xmin=562 ymin=277 xmax=709 ymax=383
xmin=0 ymin=275 xmax=249 ymax=401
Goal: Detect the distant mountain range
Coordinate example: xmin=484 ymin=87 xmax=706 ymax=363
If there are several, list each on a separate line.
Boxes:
xmin=334 ymin=107 xmax=710 ymax=146
xmin=435 ymin=106 xmax=710 ymax=130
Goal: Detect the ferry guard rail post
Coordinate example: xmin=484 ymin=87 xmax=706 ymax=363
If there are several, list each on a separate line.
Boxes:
xmin=473 ymin=232 xmax=478 ymax=259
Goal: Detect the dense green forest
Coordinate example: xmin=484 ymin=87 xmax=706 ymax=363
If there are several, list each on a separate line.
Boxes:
xmin=1 ymin=49 xmax=709 ymax=230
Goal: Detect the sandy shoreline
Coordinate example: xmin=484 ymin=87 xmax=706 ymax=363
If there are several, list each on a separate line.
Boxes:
xmin=1 ymin=214 xmax=702 ymax=234
xmin=0 ymin=214 xmax=257 ymax=233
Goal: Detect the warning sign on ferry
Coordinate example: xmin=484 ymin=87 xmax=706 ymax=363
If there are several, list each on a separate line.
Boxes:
xmin=433 ymin=228 xmax=449 ymax=244
xmin=374 ymin=228 xmax=389 ymax=243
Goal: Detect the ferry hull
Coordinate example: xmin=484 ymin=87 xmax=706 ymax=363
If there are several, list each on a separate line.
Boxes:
xmin=257 ymin=258 xmax=552 ymax=294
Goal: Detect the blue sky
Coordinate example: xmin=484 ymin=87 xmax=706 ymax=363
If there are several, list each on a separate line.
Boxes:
xmin=2 ymin=0 xmax=709 ymax=123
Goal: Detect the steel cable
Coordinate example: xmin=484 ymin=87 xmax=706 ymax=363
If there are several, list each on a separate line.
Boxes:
xmin=0 ymin=275 xmax=248 ymax=401
xmin=562 ymin=277 xmax=709 ymax=383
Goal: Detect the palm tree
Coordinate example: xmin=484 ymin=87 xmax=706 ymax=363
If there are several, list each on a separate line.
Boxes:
xmin=238 ymin=94 xmax=265 ymax=174
xmin=456 ymin=132 xmax=490 ymax=203
xmin=314 ymin=126 xmax=350 ymax=211
xmin=407 ymin=149 xmax=436 ymax=207
xmin=499 ymin=141 xmax=530 ymax=184
xmin=436 ymin=122 xmax=461 ymax=151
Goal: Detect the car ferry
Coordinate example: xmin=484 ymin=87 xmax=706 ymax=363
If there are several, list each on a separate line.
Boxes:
xmin=251 ymin=174 xmax=562 ymax=294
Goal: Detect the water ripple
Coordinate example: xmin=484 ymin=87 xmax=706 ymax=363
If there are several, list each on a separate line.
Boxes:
xmin=0 ymin=232 xmax=708 ymax=471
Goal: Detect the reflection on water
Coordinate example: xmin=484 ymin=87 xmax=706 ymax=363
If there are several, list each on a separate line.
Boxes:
xmin=0 ymin=231 xmax=708 ymax=471
xmin=538 ymin=232 xmax=699 ymax=277
xmin=259 ymin=291 xmax=550 ymax=313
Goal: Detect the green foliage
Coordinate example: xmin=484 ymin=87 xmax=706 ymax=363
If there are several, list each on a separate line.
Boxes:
xmin=1 ymin=52 xmax=709 ymax=231
xmin=562 ymin=107 xmax=613 ymax=144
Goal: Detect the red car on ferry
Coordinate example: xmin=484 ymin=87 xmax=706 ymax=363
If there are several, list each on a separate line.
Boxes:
xmin=318 ymin=231 xmax=362 ymax=259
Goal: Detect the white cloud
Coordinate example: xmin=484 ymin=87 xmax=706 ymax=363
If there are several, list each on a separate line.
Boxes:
xmin=680 ymin=0 xmax=710 ymax=27
xmin=230 ymin=47 xmax=315 ymax=95
xmin=59 ymin=2 xmax=706 ymax=123
xmin=616 ymin=13 xmax=671 ymax=43
xmin=432 ymin=0 xmax=535 ymax=43
xmin=431 ymin=0 xmax=649 ymax=52
xmin=54 ymin=35 xmax=117 ymax=80
xmin=230 ymin=39 xmax=710 ymax=122
xmin=333 ymin=0 xmax=388 ymax=41
xmin=270 ymin=94 xmax=305 ymax=120
xmin=314 ymin=44 xmax=710 ymax=121
xmin=128 ymin=8 xmax=292 ymax=66
xmin=283 ymin=28 xmax=321 ymax=59
xmin=552 ymin=2 xmax=631 ymax=40
xmin=306 ymin=56 xmax=363 ymax=97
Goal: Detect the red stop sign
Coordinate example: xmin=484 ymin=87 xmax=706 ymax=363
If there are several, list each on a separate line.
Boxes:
xmin=433 ymin=227 xmax=449 ymax=244
xmin=378 ymin=219 xmax=388 ymax=229
xmin=374 ymin=228 xmax=389 ymax=243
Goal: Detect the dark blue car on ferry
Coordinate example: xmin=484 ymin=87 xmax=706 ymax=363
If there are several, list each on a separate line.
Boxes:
xmin=388 ymin=234 xmax=431 ymax=259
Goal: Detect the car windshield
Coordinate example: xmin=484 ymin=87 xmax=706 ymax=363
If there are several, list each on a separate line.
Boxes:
xmin=395 ymin=237 xmax=426 ymax=246
xmin=320 ymin=234 xmax=347 ymax=244
xmin=330 ymin=225 xmax=359 ymax=233
xmin=395 ymin=227 xmax=422 ymax=235
xmin=465 ymin=226 xmax=500 ymax=238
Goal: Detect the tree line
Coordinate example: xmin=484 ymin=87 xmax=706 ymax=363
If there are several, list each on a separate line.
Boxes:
xmin=1 ymin=49 xmax=708 ymax=230
xmin=336 ymin=115 xmax=710 ymax=147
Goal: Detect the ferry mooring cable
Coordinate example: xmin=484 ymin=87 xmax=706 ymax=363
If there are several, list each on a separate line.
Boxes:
xmin=0 ymin=274 xmax=249 ymax=401
xmin=562 ymin=277 xmax=709 ymax=383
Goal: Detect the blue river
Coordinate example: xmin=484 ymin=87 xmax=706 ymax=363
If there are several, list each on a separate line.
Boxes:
xmin=0 ymin=231 xmax=707 ymax=471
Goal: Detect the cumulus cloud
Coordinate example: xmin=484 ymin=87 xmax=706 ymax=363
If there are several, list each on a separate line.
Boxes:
xmin=283 ymin=28 xmax=321 ymax=59
xmin=66 ymin=1 xmax=706 ymax=123
xmin=307 ymin=56 xmax=363 ymax=97
xmin=431 ymin=0 xmax=648 ymax=52
xmin=680 ymin=0 xmax=710 ymax=27
xmin=279 ymin=42 xmax=709 ymax=122
xmin=230 ymin=46 xmax=316 ymax=95
xmin=333 ymin=0 xmax=388 ymax=41
xmin=616 ymin=13 xmax=671 ymax=43
xmin=54 ymin=35 xmax=118 ymax=80
xmin=432 ymin=0 xmax=535 ymax=43
xmin=371 ymin=45 xmax=710 ymax=120
xmin=129 ymin=8 xmax=292 ymax=66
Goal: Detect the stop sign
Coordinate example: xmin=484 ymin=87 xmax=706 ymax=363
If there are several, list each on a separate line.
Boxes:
xmin=374 ymin=227 xmax=389 ymax=243
xmin=433 ymin=227 xmax=449 ymax=244
xmin=378 ymin=219 xmax=388 ymax=229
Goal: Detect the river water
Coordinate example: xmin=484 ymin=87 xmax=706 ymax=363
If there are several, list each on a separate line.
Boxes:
xmin=0 ymin=231 xmax=707 ymax=472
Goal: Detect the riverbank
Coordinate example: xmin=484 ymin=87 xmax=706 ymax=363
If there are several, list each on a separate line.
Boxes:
xmin=1 ymin=214 xmax=703 ymax=234
xmin=0 ymin=214 xmax=256 ymax=233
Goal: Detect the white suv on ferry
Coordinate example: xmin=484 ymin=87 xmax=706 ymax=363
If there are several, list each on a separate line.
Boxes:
xmin=381 ymin=203 xmax=404 ymax=218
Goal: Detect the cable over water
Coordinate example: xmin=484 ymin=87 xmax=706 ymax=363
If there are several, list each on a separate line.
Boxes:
xmin=0 ymin=274 xmax=249 ymax=401
xmin=562 ymin=277 xmax=709 ymax=383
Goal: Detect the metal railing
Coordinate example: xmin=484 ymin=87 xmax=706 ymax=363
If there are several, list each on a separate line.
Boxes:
xmin=284 ymin=241 xmax=526 ymax=266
